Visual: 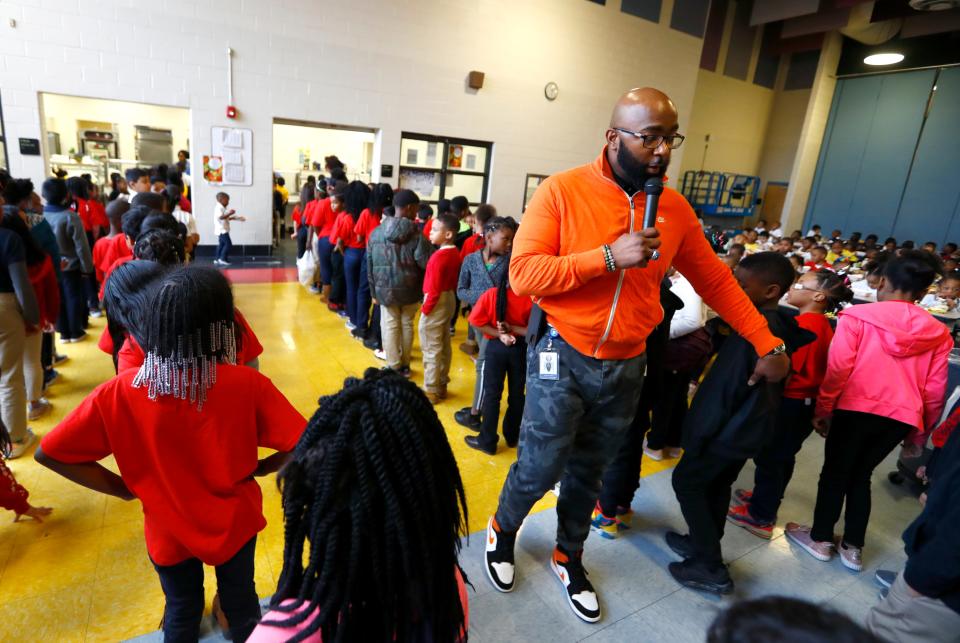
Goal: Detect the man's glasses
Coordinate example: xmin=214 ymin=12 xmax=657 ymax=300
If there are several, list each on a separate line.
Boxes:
xmin=614 ymin=128 xmax=685 ymax=149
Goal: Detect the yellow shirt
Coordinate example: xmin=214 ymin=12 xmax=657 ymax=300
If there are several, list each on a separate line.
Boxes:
xmin=277 ymin=185 xmax=289 ymax=203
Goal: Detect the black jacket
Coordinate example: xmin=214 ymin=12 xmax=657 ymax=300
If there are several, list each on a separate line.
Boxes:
xmin=639 ymin=280 xmax=684 ymax=405
xmin=682 ymin=308 xmax=815 ymax=460
xmin=902 ymin=426 xmax=960 ymax=614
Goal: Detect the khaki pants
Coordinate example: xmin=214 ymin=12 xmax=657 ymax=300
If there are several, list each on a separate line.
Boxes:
xmin=381 ymin=303 xmax=419 ymax=370
xmin=867 ymin=572 xmax=960 ymax=643
xmin=23 ymin=330 xmax=43 ymax=402
xmin=418 ymin=291 xmax=455 ymax=395
xmin=0 ymin=293 xmax=27 ymax=441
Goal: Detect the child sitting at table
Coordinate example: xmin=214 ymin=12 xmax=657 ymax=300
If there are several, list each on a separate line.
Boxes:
xmin=804 ymin=247 xmax=830 ymax=272
xmin=920 ymin=271 xmax=960 ymax=313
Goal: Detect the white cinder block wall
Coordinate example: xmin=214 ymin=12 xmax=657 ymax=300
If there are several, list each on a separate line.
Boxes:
xmin=1 ymin=0 xmax=705 ymax=247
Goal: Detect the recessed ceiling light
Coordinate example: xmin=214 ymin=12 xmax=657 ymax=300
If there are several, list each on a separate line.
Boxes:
xmin=864 ymin=53 xmax=904 ymax=65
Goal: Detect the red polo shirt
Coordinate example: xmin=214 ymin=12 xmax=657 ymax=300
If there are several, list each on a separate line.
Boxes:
xmin=353 ymin=208 xmax=381 ymax=247
xmin=40 ymin=365 xmax=306 ymax=566
xmin=460 ymin=233 xmax=484 ymax=259
xmin=93 ymin=234 xmax=133 ymax=283
xmin=330 ymin=212 xmax=364 ymax=249
xmin=468 ymin=286 xmax=534 ymax=339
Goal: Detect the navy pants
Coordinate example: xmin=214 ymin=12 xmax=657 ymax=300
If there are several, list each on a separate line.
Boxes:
xmin=217 ymin=233 xmax=233 ymax=262
xmin=57 ymin=271 xmax=86 ymax=340
xmin=152 ymin=536 xmax=261 ymax=642
xmin=317 ymin=237 xmax=334 ymax=285
xmin=343 ymin=247 xmax=364 ymax=326
xmin=357 ymin=249 xmax=372 ymax=332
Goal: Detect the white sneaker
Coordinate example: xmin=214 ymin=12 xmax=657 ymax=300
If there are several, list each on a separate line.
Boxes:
xmin=8 ymin=429 xmax=37 ymax=459
xmin=345 ymin=321 xmax=357 ymax=332
xmin=89 ymin=309 xmax=103 ymax=318
xmin=27 ymin=398 xmax=52 ymax=421
xmin=838 ymin=542 xmax=863 ymax=572
xmin=374 ymin=349 xmax=386 ymax=361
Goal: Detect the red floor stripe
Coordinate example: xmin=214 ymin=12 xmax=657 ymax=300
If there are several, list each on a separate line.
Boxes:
xmin=222 ymin=267 xmax=298 ymax=284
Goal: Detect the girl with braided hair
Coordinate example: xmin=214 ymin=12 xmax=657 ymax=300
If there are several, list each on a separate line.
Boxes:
xmin=249 ymin=368 xmax=469 ymax=643
xmin=463 ymin=263 xmax=531 ymax=455
xmin=36 ymin=265 xmax=306 ymax=642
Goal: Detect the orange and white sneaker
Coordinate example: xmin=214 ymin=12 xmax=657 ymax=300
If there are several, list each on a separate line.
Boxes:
xmin=484 ymin=516 xmax=516 ymax=592
xmin=551 ymin=546 xmax=601 ymax=623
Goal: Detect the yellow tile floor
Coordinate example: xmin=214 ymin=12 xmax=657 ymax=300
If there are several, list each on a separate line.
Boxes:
xmin=0 ymin=280 xmax=675 ymax=641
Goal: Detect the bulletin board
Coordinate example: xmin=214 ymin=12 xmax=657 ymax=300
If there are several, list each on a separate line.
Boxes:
xmin=209 ymin=126 xmax=253 ymax=186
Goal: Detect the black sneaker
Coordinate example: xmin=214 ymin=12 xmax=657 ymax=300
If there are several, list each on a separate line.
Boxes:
xmin=465 ymin=435 xmax=496 ymax=455
xmin=665 ymin=531 xmax=695 ymax=559
xmin=53 ymin=353 xmax=69 ymax=366
xmin=551 ymin=546 xmax=601 ymax=623
xmin=484 ymin=516 xmax=516 ymax=593
xmin=43 ymin=369 xmax=60 ymax=391
xmin=363 ymin=337 xmax=381 ymax=350
xmin=351 ymin=327 xmax=366 ymax=340
xmin=454 ymin=407 xmax=481 ymax=431
xmin=668 ymin=559 xmax=734 ymax=595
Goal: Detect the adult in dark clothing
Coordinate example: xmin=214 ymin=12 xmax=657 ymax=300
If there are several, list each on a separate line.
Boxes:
xmin=592 ymin=279 xmax=683 ymax=536
xmin=866 ymin=426 xmax=960 ymax=642
xmin=366 ymin=190 xmax=433 ymax=375
xmin=41 ymin=178 xmax=92 ymax=342
xmin=669 ymin=253 xmax=814 ymax=594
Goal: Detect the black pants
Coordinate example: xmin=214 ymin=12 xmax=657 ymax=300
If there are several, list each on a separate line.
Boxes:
xmin=749 ymin=396 xmax=815 ymax=522
xmin=811 ymin=410 xmax=910 ymax=547
xmin=368 ymin=305 xmax=382 ymax=347
xmin=295 ymin=225 xmax=307 ymax=259
xmin=329 ymin=250 xmax=346 ymax=305
xmin=41 ymin=331 xmax=54 ymax=370
xmin=673 ymin=450 xmax=747 ymax=568
xmin=645 ymin=369 xmax=689 ymax=450
xmin=152 ymin=536 xmax=261 ymax=643
xmin=478 ymin=338 xmax=526 ymax=450
xmin=57 ymin=271 xmax=86 ymax=340
xmin=598 ymin=400 xmax=646 ymax=516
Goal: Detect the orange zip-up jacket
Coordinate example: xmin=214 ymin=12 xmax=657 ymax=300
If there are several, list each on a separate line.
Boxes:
xmin=510 ymin=148 xmax=782 ymax=360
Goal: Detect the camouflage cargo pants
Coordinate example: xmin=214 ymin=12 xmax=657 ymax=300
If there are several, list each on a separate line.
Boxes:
xmin=494 ymin=330 xmax=646 ymax=551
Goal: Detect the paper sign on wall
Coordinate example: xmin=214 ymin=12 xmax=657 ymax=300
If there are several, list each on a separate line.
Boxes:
xmin=209 ymin=127 xmax=253 ymax=186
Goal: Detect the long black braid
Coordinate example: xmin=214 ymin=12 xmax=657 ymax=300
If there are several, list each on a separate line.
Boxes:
xmin=495 ymin=258 xmax=511 ymax=324
xmin=265 ymin=368 xmax=469 ymax=643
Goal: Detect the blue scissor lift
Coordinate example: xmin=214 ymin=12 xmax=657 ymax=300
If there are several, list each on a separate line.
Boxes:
xmin=680 ymin=171 xmax=760 ymax=225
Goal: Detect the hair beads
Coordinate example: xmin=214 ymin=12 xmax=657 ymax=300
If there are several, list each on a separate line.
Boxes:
xmin=133 ymin=321 xmax=237 ymax=411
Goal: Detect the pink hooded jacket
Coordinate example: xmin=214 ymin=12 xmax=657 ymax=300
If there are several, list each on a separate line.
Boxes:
xmin=816 ymin=301 xmax=953 ymax=444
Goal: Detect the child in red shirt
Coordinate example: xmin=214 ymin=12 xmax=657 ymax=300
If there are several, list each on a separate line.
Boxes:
xmin=460 ymin=204 xmax=497 ymax=260
xmin=465 ymin=272 xmax=532 ymax=454
xmin=36 ymin=265 xmax=306 ymax=642
xmin=419 ymin=214 xmax=462 ymax=403
xmin=728 ymin=270 xmax=853 ymax=537
xmin=803 ymin=247 xmax=831 ymax=272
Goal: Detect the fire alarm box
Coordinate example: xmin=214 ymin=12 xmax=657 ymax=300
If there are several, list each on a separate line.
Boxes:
xmin=226 ymin=105 xmax=238 ymax=119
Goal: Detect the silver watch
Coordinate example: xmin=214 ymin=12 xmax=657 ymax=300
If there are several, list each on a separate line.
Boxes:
xmin=765 ymin=343 xmax=787 ymax=357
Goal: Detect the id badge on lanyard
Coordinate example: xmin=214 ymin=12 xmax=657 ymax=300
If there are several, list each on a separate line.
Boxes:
xmin=539 ymin=327 xmax=560 ymax=380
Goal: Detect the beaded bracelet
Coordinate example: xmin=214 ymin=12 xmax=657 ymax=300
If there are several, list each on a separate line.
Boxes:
xmin=602 ymin=244 xmax=617 ymax=272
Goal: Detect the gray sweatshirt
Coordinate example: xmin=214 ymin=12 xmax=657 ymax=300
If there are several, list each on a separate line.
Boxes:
xmin=457 ymin=251 xmax=509 ymax=307
xmin=42 ymin=205 xmax=93 ymax=274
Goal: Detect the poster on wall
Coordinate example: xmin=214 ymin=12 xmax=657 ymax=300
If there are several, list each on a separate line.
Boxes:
xmin=399 ymin=169 xmax=437 ymax=198
xmin=210 ymin=126 xmax=253 ymax=186
xmin=448 ymin=144 xmax=463 ymax=168
xmin=203 ymin=155 xmax=223 ymax=183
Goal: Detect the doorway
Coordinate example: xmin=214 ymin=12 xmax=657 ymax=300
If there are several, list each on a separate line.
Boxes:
xmin=759 ymin=181 xmax=788 ymax=228
xmin=39 ymin=93 xmax=191 ymax=187
xmin=271 ymin=119 xmax=378 ymax=252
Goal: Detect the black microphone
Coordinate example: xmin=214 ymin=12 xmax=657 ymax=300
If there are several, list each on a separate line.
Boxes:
xmin=643 ymin=177 xmax=663 ymax=230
